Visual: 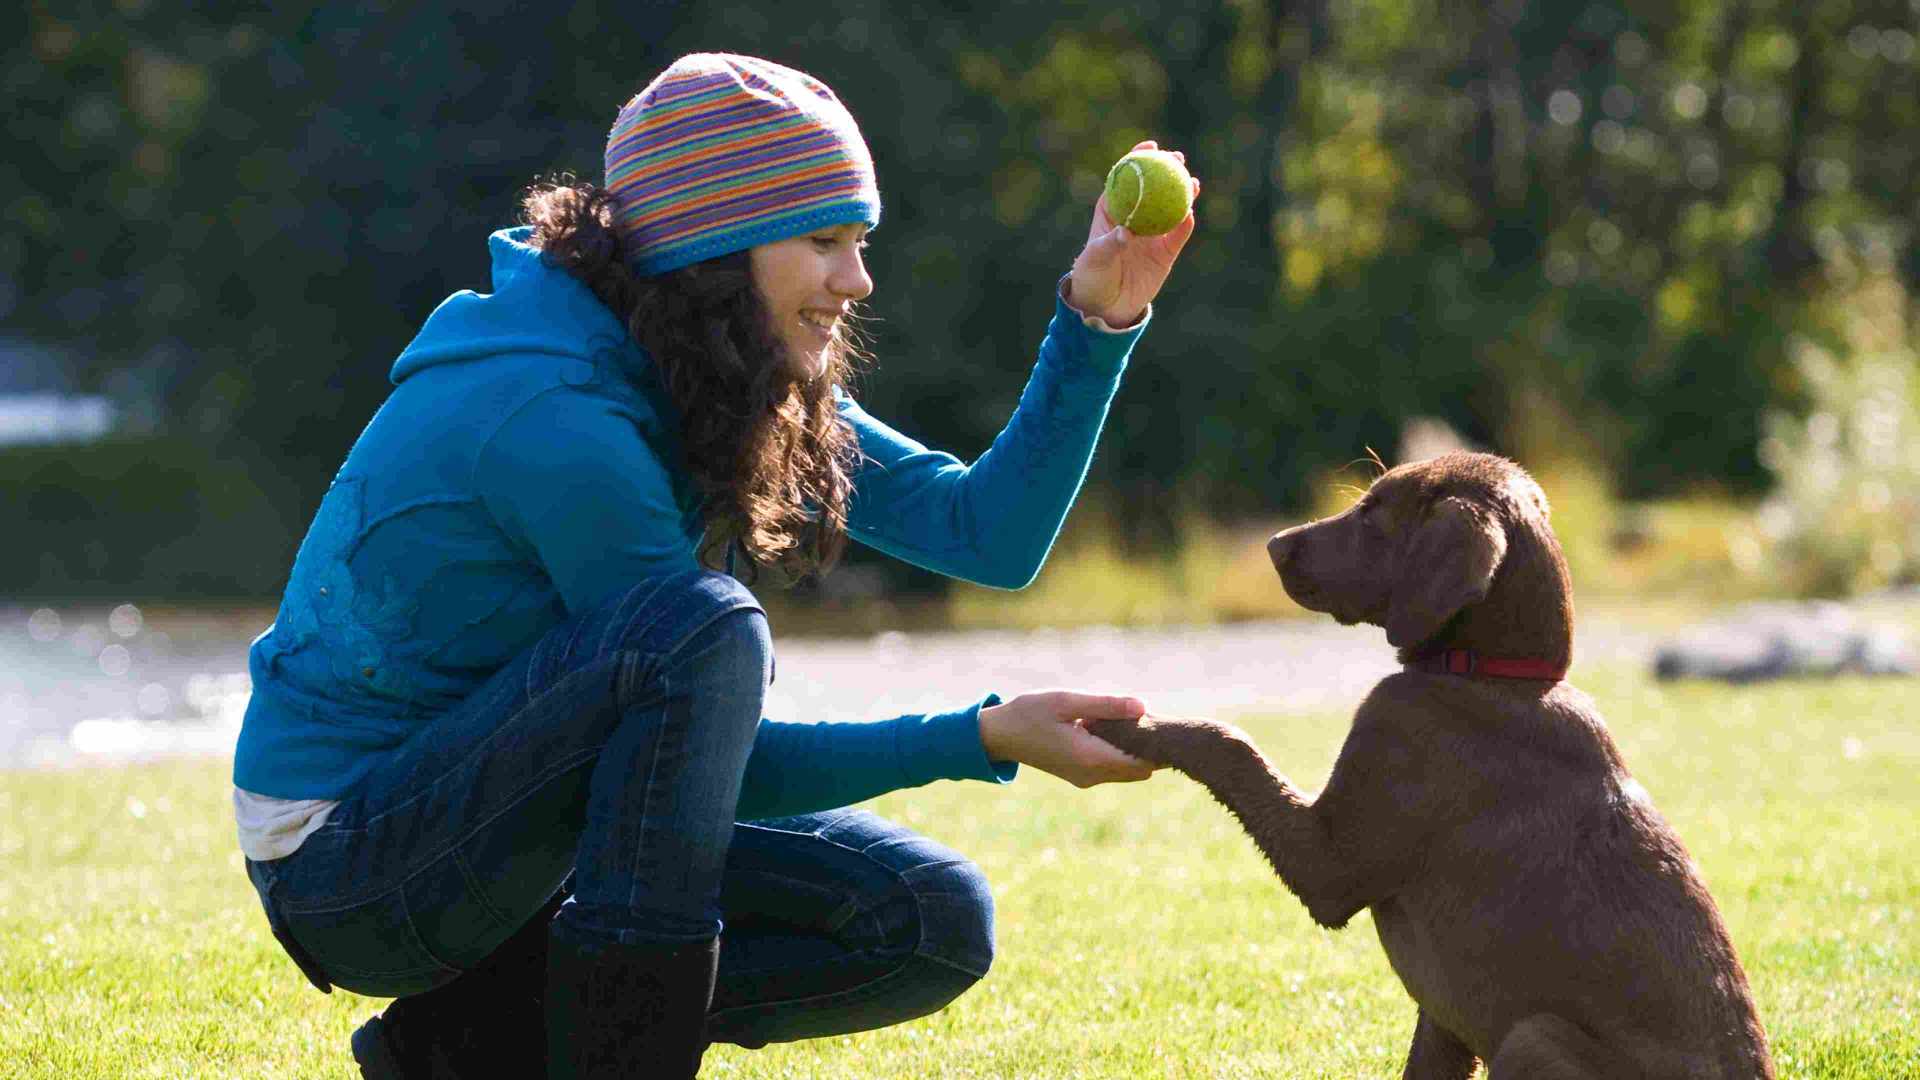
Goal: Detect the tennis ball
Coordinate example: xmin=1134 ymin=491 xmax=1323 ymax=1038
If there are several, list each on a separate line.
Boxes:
xmin=1103 ymin=149 xmax=1194 ymax=236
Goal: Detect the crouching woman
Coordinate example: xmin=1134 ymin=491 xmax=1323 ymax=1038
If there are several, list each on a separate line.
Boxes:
xmin=232 ymin=52 xmax=1197 ymax=1079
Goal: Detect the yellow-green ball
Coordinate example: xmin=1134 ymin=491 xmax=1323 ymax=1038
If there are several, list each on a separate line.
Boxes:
xmin=1103 ymin=149 xmax=1193 ymax=236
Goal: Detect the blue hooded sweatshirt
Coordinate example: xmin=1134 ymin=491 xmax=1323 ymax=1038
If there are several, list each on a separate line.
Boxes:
xmin=234 ymin=227 xmax=1146 ymax=814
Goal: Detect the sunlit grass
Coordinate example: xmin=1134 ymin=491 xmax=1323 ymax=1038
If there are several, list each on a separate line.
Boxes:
xmin=2 ymin=663 xmax=1915 ymax=1076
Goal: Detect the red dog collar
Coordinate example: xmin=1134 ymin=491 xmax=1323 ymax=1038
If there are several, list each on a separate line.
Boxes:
xmin=1407 ymin=648 xmax=1567 ymax=681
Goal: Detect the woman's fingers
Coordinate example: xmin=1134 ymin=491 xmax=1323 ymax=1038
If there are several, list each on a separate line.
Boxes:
xmin=1047 ymin=691 xmax=1148 ymax=722
xmin=1141 ymin=209 xmax=1197 ymax=262
xmin=980 ymin=690 xmax=1162 ymax=786
xmin=1052 ymin=692 xmax=1157 ymax=784
xmin=1125 ymin=139 xmax=1186 ymax=167
xmin=1087 ymin=192 xmax=1118 ymax=246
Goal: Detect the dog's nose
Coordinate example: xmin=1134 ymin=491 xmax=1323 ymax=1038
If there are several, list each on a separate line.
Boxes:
xmin=1267 ymin=530 xmax=1298 ymax=572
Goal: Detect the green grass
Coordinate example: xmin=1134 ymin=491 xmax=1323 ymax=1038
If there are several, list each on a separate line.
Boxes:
xmin=3 ymin=665 xmax=1917 ymax=1077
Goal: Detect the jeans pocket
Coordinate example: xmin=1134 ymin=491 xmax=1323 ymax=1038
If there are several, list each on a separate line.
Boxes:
xmin=280 ymin=887 xmax=460 ymax=998
xmin=399 ymin=850 xmax=528 ymax=970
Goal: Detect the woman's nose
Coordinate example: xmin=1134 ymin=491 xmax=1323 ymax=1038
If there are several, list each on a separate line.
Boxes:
xmin=833 ymin=250 xmax=873 ymax=301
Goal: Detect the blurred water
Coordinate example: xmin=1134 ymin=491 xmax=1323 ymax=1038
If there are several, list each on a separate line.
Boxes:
xmin=0 ymin=601 xmax=1663 ymax=770
xmin=0 ymin=603 xmax=266 ymax=767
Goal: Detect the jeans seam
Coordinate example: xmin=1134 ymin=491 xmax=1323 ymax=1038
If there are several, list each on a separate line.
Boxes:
xmin=275 ymin=889 xmax=461 ymax=984
xmin=626 ymin=663 xmax=678 ymax=909
xmin=357 ymin=661 xmax=618 ymax=833
xmin=311 ymin=953 xmax=452 ymax=982
xmin=706 ymin=951 xmax=928 ymax=1023
xmin=652 ymin=586 xmax=766 ymax=670
xmin=597 ymin=579 xmax=667 ymax=663
xmin=899 ymin=857 xmax=977 ymax=966
xmin=737 ymin=821 xmax=992 ymax=976
xmin=597 ymin=574 xmax=759 ymax=677
xmin=278 ymin=742 xmax=605 ymax=912
xmin=398 ymin=885 xmax=465 ymax=977
xmin=450 ymin=848 xmax=515 ymax=932
xmin=532 ymin=588 xmax=638 ymax=705
xmin=614 ymin=649 xmax=649 ymax=707
xmin=912 ymin=946 xmax=991 ymax=980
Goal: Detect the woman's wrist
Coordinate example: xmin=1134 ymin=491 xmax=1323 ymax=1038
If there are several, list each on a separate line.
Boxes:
xmin=977 ymin=701 xmax=1012 ymax=763
xmin=1059 ymin=273 xmax=1146 ymax=330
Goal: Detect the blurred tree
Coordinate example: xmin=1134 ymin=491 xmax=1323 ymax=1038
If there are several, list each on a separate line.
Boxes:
xmin=6 ymin=0 xmax=1919 ymax=599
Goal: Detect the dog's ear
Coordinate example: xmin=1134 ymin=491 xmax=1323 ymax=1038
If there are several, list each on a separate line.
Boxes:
xmin=1385 ymin=495 xmax=1507 ymax=648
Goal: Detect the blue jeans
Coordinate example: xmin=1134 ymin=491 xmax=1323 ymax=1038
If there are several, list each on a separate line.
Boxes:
xmin=244 ymin=571 xmax=995 ymax=1045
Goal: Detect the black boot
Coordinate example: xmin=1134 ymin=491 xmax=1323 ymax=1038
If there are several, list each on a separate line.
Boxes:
xmin=351 ymin=892 xmax=562 ymax=1079
xmin=544 ymin=922 xmax=719 ymax=1080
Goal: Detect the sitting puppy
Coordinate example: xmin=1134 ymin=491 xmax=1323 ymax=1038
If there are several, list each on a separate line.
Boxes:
xmin=1089 ymin=451 xmax=1773 ymax=1079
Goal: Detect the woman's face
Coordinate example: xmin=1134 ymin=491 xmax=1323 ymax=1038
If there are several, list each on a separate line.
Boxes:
xmin=748 ymin=222 xmax=873 ymax=380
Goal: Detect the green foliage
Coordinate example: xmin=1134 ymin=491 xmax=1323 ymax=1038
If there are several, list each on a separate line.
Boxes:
xmin=8 ymin=1 xmax=1920 ymax=597
xmin=1743 ymin=270 xmax=1920 ymax=595
xmin=0 ymin=437 xmax=298 ymax=600
xmin=2 ymin=665 xmax=1916 ymax=1075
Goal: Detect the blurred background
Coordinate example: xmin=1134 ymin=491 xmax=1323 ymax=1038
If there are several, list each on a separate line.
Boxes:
xmin=5 ymin=0 xmax=1919 ymax=630
xmin=9 ymin=11 xmax=1919 ymax=1070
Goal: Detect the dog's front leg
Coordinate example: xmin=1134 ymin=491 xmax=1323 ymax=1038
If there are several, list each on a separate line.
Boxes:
xmin=1404 ymin=1010 xmax=1476 ymax=1080
xmin=1086 ymin=715 xmax=1373 ymax=928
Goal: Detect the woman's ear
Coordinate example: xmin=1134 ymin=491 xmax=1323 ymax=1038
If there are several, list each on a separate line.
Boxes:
xmin=1385 ymin=495 xmax=1508 ymax=648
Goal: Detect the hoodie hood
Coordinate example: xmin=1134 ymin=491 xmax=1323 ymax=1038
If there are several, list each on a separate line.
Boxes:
xmin=391 ymin=227 xmax=631 ymax=385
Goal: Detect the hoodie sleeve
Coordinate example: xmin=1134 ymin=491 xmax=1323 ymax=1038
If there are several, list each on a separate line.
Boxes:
xmin=841 ymin=292 xmax=1147 ymax=590
xmin=475 ymin=388 xmax=700 ymax=615
xmin=734 ymin=695 xmax=1018 ymax=821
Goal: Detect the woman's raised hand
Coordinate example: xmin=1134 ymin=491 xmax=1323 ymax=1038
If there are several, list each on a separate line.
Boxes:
xmin=978 ymin=690 xmax=1160 ymax=787
xmin=1065 ymin=140 xmax=1199 ymax=328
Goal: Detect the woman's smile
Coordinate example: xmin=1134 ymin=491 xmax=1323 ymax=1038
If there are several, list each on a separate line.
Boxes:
xmin=799 ymin=309 xmax=840 ymax=340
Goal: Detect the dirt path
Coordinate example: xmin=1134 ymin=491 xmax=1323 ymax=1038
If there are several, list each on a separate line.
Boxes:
xmin=763 ymin=617 xmax=1655 ymax=725
xmin=0 ymin=604 xmax=1662 ymax=768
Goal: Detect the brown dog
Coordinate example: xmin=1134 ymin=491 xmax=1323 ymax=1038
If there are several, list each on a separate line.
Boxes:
xmin=1088 ymin=451 xmax=1773 ymax=1079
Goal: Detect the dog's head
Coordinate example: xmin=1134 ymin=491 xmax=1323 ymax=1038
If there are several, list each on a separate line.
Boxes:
xmin=1267 ymin=451 xmax=1573 ymax=661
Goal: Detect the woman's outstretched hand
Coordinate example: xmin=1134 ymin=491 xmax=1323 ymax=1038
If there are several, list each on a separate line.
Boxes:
xmin=1065 ymin=140 xmax=1200 ymax=328
xmin=979 ymin=691 xmax=1160 ymax=787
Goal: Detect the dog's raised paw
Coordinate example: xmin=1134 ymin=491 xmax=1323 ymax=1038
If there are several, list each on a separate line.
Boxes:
xmin=1086 ymin=715 xmax=1254 ymax=767
xmin=1084 ymin=717 xmax=1161 ymax=760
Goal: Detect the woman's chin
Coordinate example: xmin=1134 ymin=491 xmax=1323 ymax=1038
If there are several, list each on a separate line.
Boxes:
xmin=792 ymin=348 xmax=831 ymax=382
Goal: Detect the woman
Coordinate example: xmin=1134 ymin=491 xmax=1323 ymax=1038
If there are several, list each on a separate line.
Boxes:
xmin=233 ymin=52 xmax=1197 ymax=1078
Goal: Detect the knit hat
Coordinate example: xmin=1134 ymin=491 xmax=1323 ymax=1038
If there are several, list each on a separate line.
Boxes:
xmin=605 ymin=53 xmax=882 ymax=277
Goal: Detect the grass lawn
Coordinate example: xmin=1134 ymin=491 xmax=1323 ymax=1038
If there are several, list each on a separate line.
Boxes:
xmin=3 ymin=663 xmax=1916 ymax=1078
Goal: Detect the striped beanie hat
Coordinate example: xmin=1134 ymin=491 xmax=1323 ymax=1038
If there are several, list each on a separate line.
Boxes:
xmin=605 ymin=53 xmax=882 ymax=277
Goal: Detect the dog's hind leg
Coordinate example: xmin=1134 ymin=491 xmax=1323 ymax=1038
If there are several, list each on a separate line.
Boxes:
xmin=1487 ymin=1014 xmax=1635 ymax=1080
xmin=1402 ymin=1011 xmax=1476 ymax=1080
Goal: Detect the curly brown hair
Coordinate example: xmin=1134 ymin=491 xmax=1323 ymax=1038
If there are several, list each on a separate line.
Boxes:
xmin=519 ymin=178 xmax=865 ymax=580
